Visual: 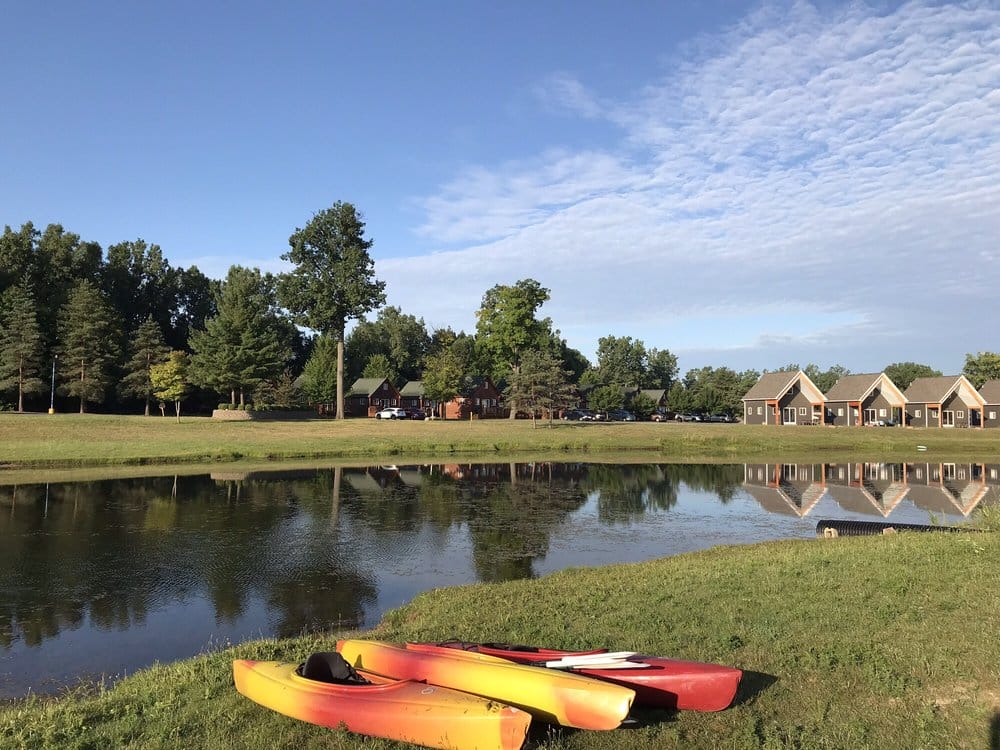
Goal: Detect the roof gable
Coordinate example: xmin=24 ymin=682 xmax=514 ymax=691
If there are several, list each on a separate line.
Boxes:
xmin=742 ymin=370 xmax=824 ymax=403
xmin=825 ymin=373 xmax=907 ymax=404
xmin=347 ymin=377 xmax=397 ymax=397
xmin=399 ymin=381 xmax=425 ymax=397
xmin=904 ymin=375 xmax=985 ymax=407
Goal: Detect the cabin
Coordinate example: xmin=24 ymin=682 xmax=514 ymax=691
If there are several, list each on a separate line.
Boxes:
xmin=903 ymin=462 xmax=989 ymax=516
xmin=823 ymin=373 xmax=907 ymax=426
xmin=399 ymin=380 xmax=434 ymax=416
xmin=979 ymin=380 xmax=1000 ymax=429
xmin=443 ymin=376 xmax=506 ymax=419
xmin=903 ymin=376 xmax=985 ymax=428
xmin=741 ymin=370 xmax=825 ymax=425
xmin=344 ymin=377 xmax=402 ymax=417
xmin=633 ymin=389 xmax=668 ymax=410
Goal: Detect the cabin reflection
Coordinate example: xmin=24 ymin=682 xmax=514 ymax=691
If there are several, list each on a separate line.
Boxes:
xmin=744 ymin=462 xmax=996 ymax=519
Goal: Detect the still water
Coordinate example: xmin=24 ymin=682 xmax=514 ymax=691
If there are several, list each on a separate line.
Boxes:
xmin=1 ymin=460 xmax=995 ymax=699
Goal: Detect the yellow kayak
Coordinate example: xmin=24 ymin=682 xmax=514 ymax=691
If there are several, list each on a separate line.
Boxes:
xmin=233 ymin=655 xmax=530 ymax=750
xmin=337 ymin=639 xmax=634 ymax=730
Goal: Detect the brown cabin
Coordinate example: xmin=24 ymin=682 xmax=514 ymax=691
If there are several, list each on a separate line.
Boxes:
xmin=344 ymin=377 xmax=402 ymax=417
xmin=444 ymin=376 xmax=505 ymax=419
xmin=980 ymin=380 xmax=1000 ymax=428
xmin=399 ymin=381 xmax=434 ymax=416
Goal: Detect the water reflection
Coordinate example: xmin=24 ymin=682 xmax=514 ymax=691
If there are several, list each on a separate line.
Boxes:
xmin=743 ymin=462 xmax=998 ymax=518
xmin=1 ymin=460 xmax=995 ymax=698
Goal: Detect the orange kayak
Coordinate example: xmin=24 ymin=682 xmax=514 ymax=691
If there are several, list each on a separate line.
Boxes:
xmin=337 ymin=639 xmax=634 ymax=730
xmin=233 ymin=656 xmax=530 ymax=750
xmin=412 ymin=641 xmax=743 ymax=711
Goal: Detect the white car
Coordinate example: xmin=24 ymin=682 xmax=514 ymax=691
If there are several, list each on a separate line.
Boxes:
xmin=374 ymin=407 xmax=407 ymax=419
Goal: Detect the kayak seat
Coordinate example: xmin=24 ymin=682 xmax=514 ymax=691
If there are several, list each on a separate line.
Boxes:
xmin=298 ymin=652 xmax=370 ymax=685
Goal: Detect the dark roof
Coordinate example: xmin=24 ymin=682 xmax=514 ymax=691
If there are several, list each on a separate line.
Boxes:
xmin=742 ymin=370 xmax=798 ymax=401
xmin=824 ymin=373 xmax=881 ymax=401
xmin=980 ymin=380 xmax=1000 ymax=404
xmin=904 ymin=376 xmax=963 ymax=403
xmin=346 ymin=377 xmax=394 ymax=397
xmin=399 ymin=381 xmax=425 ymax=397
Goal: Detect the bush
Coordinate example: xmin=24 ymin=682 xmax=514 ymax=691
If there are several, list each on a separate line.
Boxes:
xmin=217 ymin=403 xmax=230 ymax=410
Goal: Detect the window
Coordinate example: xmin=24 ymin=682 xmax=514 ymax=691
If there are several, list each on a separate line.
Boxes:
xmin=798 ymin=407 xmax=807 ymax=416
xmin=879 ymin=408 xmax=886 ymax=417
xmin=837 ymin=407 xmax=844 ymax=416
xmin=990 ymin=411 xmax=997 ymax=420
xmin=747 ymin=406 xmax=752 ymax=415
xmin=915 ymin=409 xmax=922 ymax=417
xmin=757 ymin=406 xmax=763 ymax=415
xmin=956 ymin=410 xmax=964 ymax=418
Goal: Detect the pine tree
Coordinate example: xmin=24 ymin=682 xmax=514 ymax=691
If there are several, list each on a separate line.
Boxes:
xmin=119 ymin=315 xmax=171 ymax=415
xmin=189 ymin=266 xmax=290 ymax=405
xmin=503 ymin=349 xmax=576 ymax=427
xmin=57 ymin=280 xmax=121 ymax=413
xmin=0 ymin=279 xmax=46 ymax=411
xmin=300 ymin=335 xmax=339 ymax=406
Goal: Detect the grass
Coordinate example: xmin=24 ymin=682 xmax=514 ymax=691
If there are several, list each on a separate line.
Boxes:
xmin=2 ymin=412 xmax=1000 ymax=470
xmin=2 ymin=528 xmax=998 ymax=749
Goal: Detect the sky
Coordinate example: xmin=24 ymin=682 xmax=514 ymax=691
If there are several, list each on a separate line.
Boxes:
xmin=3 ymin=1 xmax=998 ymax=376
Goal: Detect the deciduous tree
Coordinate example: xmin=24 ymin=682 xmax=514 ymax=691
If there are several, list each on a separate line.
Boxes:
xmin=150 ymin=351 xmax=191 ymax=422
xmin=883 ymin=361 xmax=942 ymax=391
xmin=422 ymin=347 xmax=465 ymax=419
xmin=279 ymin=202 xmax=385 ymax=419
xmin=299 ymin=334 xmax=339 ymax=406
xmin=962 ymin=351 xmax=1000 ymax=389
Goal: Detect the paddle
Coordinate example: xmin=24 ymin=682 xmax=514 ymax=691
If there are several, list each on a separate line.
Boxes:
xmin=533 ymin=651 xmax=652 ymax=670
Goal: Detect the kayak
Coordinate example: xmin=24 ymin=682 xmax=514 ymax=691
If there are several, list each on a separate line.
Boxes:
xmin=233 ymin=655 xmax=531 ymax=750
xmin=411 ymin=641 xmax=742 ymax=712
xmin=337 ymin=639 xmax=634 ymax=730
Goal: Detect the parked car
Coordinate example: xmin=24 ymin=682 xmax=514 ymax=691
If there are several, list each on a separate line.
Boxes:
xmin=607 ymin=409 xmax=636 ymax=422
xmin=675 ymin=413 xmax=701 ymax=422
xmin=561 ymin=408 xmax=588 ymax=421
xmin=403 ymin=408 xmax=428 ymax=420
xmin=650 ymin=410 xmax=672 ymax=422
xmin=374 ymin=407 xmax=407 ymax=419
xmin=705 ymin=414 xmax=735 ymax=423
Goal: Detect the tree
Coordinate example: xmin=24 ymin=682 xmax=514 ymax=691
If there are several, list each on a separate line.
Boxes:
xmin=346 ymin=306 xmax=430 ymax=384
xmin=883 ymin=361 xmax=942 ymax=391
xmin=278 ymin=202 xmax=386 ymax=420
xmin=474 ymin=279 xmax=552 ymax=417
xmin=594 ymin=335 xmax=647 ymax=387
xmin=503 ymin=349 xmax=575 ymax=427
xmin=962 ymin=352 xmax=1000 ymax=389
xmin=119 ymin=316 xmax=171 ymax=415
xmin=590 ymin=384 xmax=625 ymax=415
xmin=189 ymin=266 xmax=291 ymax=405
xmin=629 ymin=392 xmax=658 ymax=421
xmin=299 ymin=334 xmax=339 ymax=405
xmin=422 ymin=347 xmax=465 ymax=419
xmin=150 ymin=351 xmax=191 ymax=422
xmin=802 ymin=363 xmax=851 ymax=394
xmin=0 ymin=279 xmax=46 ymax=411
xmin=645 ymin=348 xmax=678 ymax=390
xmin=362 ymin=353 xmax=396 ymax=383
xmin=56 ymin=280 xmax=121 ymax=413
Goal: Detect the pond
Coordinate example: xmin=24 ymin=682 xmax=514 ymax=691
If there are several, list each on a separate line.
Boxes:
xmin=1 ymin=460 xmax=995 ymax=699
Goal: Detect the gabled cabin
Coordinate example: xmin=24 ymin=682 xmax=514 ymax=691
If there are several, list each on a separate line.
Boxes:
xmin=399 ymin=381 xmax=434 ymax=415
xmin=634 ymin=389 xmax=668 ymax=410
xmin=823 ymin=373 xmax=907 ymax=426
xmin=903 ymin=376 xmax=985 ymax=428
xmin=979 ymin=380 xmax=1000 ymax=429
xmin=444 ymin=376 xmax=505 ymax=419
xmin=741 ymin=370 xmax=825 ymax=425
xmin=345 ymin=377 xmax=402 ymax=417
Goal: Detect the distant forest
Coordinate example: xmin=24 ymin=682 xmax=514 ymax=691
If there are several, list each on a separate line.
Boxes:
xmin=2 ymin=216 xmax=997 ymax=417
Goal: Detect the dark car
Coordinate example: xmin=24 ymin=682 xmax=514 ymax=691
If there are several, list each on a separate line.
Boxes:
xmin=561 ymin=408 xmax=588 ymax=421
xmin=650 ymin=410 xmax=673 ymax=422
xmin=705 ymin=414 xmax=734 ymax=423
xmin=403 ymin=408 xmax=428 ymax=420
xmin=607 ymin=409 xmax=636 ymax=422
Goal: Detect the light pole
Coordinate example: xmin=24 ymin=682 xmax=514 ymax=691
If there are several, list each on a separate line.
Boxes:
xmin=49 ymin=354 xmax=58 ymax=414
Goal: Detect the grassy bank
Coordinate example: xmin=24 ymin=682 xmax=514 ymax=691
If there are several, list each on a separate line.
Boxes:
xmin=2 ymin=413 xmax=999 ymax=470
xmin=2 ymin=529 xmax=998 ymax=749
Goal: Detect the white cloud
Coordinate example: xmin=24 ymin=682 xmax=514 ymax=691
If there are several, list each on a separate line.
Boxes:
xmin=383 ymin=0 xmax=1000 ymax=373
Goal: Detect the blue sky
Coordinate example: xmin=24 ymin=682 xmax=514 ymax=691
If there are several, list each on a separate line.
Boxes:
xmin=3 ymin=1 xmax=998 ymax=376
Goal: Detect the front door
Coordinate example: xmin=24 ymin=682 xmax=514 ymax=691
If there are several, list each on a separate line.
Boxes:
xmin=782 ymin=407 xmax=797 ymax=424
xmin=942 ymin=410 xmax=955 ymax=427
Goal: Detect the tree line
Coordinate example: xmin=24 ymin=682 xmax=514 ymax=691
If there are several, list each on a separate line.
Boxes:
xmin=2 ymin=203 xmax=999 ymax=418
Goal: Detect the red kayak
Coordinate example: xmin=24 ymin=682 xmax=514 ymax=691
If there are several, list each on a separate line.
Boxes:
xmin=411 ymin=641 xmax=742 ymax=712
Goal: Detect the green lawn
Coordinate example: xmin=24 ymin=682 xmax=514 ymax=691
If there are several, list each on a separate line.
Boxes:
xmin=2 ymin=529 xmax=998 ymax=749
xmin=2 ymin=412 xmax=999 ymax=471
